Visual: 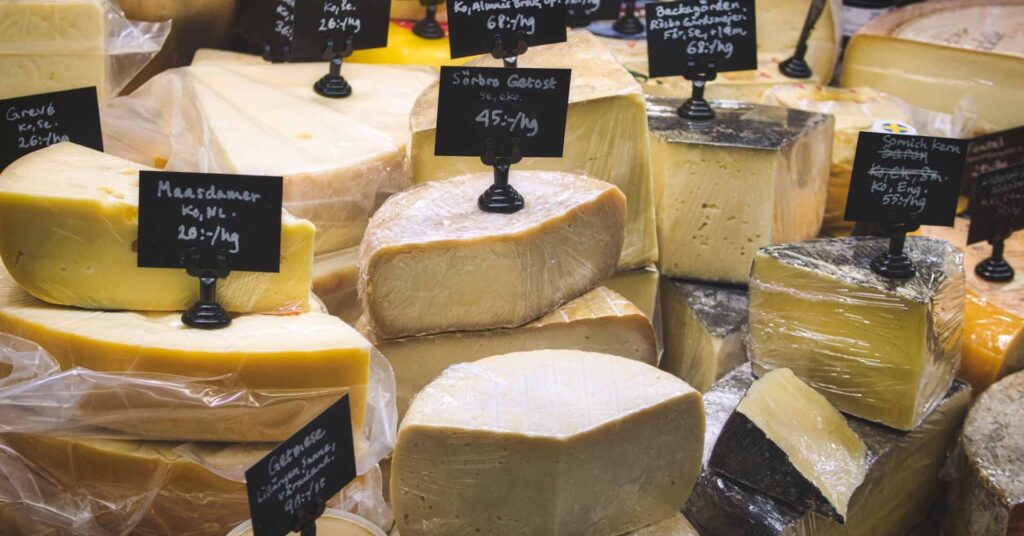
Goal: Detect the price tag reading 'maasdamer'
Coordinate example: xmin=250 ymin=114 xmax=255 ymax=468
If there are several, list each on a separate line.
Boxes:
xmin=645 ymin=0 xmax=757 ymax=78
xmin=434 ymin=66 xmax=571 ymax=158
xmin=446 ymin=0 xmax=567 ymax=58
xmin=0 ymin=87 xmax=102 ymax=170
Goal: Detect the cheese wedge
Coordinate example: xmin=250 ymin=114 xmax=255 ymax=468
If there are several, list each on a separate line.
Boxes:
xmin=749 ymin=236 xmax=964 ymax=430
xmin=628 ymin=514 xmax=700 ymax=536
xmin=0 ymin=143 xmax=314 ymax=313
xmin=191 ymin=48 xmax=268 ymax=66
xmin=660 ymin=279 xmax=748 ymax=392
xmin=648 ymin=99 xmax=833 ymax=284
xmin=359 ymin=171 xmax=626 ymax=339
xmin=841 ymin=0 xmax=1024 ymax=130
xmin=313 ymin=246 xmax=362 ymax=325
xmin=392 ymin=350 xmax=704 ymax=536
xmin=348 ymin=21 xmax=464 ymax=68
xmin=605 ymin=265 xmax=660 ymax=322
xmin=409 ymin=30 xmax=658 ymax=270
xmin=365 ymin=287 xmax=657 ymax=419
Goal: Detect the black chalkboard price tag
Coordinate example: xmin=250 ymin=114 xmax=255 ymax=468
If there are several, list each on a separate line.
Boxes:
xmin=245 ymin=395 xmax=357 ymax=536
xmin=965 ymin=125 xmax=1024 ymax=195
xmin=967 ymin=163 xmax=1024 ymax=282
xmin=0 ymin=87 xmax=102 ymax=170
xmin=644 ymin=0 xmax=757 ymax=78
xmin=238 ymin=0 xmax=298 ymax=61
xmin=446 ymin=0 xmax=568 ymax=59
xmin=294 ymin=0 xmax=392 ymax=98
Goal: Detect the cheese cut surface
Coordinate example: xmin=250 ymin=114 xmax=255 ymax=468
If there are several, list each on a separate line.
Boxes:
xmin=660 ymin=279 xmax=748 ymax=392
xmin=410 ymin=31 xmax=657 ymax=270
xmin=0 ymin=143 xmax=314 ymax=313
xmin=392 ymin=350 xmax=704 ymax=536
xmin=648 ymin=99 xmax=833 ymax=284
xmin=709 ymin=369 xmax=867 ymax=522
xmin=313 ymin=246 xmax=361 ymax=324
xmin=604 ymin=265 xmax=660 ymax=321
xmin=365 ymin=287 xmax=657 ymax=418
xmin=841 ymin=0 xmax=1024 ymax=130
xmin=749 ymin=236 xmax=964 ymax=430
xmin=684 ymin=365 xmax=972 ymax=536
xmin=360 ymin=171 xmax=626 ymax=339
xmin=626 ymin=514 xmax=700 ymax=536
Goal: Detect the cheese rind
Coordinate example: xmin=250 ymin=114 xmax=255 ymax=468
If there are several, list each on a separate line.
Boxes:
xmin=359 ymin=171 xmax=626 ymax=339
xmin=749 ymin=236 xmax=965 ymax=430
xmin=0 ymin=143 xmax=314 ymax=314
xmin=409 ymin=31 xmax=658 ymax=270
xmin=313 ymin=246 xmax=362 ymax=325
xmin=648 ymin=99 xmax=833 ymax=284
xmin=392 ymin=350 xmax=704 ymax=536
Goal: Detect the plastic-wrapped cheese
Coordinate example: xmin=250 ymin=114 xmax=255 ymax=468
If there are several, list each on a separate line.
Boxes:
xmin=648 ymin=99 xmax=832 ymax=284
xmin=0 ymin=143 xmax=314 ymax=314
xmin=359 ymin=171 xmax=626 ymax=339
xmin=392 ymin=350 xmax=704 ymax=536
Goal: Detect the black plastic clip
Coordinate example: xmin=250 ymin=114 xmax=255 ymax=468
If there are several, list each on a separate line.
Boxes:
xmin=779 ymin=0 xmax=826 ymax=79
xmin=314 ymin=34 xmax=355 ymax=98
xmin=613 ymin=0 xmax=644 ymax=35
xmin=870 ymin=214 xmax=920 ymax=280
xmin=479 ymin=138 xmax=525 ymax=213
xmin=261 ymin=40 xmax=292 ymax=63
xmin=492 ymin=32 xmax=528 ymax=69
xmin=181 ymin=247 xmax=232 ymax=330
xmin=677 ymin=56 xmax=717 ymax=121
xmin=413 ymin=0 xmax=446 ymax=39
xmin=294 ymin=501 xmax=327 ymax=536
xmin=976 ymin=224 xmax=1015 ymax=282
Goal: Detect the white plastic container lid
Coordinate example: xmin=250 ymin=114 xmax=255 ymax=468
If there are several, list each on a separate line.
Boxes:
xmin=226 ymin=509 xmax=387 ymax=536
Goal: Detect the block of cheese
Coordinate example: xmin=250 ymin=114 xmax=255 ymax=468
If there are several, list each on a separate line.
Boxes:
xmin=365 ymin=287 xmax=657 ymax=418
xmin=755 ymin=0 xmax=841 ymax=80
xmin=348 ymin=21 xmax=464 ymax=68
xmin=945 ymin=370 xmax=1024 ymax=535
xmin=604 ymin=265 xmax=660 ymax=322
xmin=660 ymin=279 xmax=748 ymax=392
xmin=749 ymin=237 xmax=964 ymax=430
xmin=102 ymin=62 xmax=438 ymax=254
xmin=359 ymin=171 xmax=626 ymax=339
xmin=648 ymin=99 xmax=833 ymax=284
xmin=0 ymin=265 xmax=372 ymax=442
xmin=313 ymin=246 xmax=362 ymax=325
xmin=841 ymin=0 xmax=1024 ymax=130
xmin=628 ymin=514 xmax=700 ymax=536
xmin=409 ymin=31 xmax=658 ymax=270
xmin=392 ymin=350 xmax=704 ymax=536
xmin=390 ymin=0 xmax=447 ymax=22
xmin=0 ymin=143 xmax=314 ymax=313
xmin=684 ymin=364 xmax=971 ymax=536
xmin=191 ymin=48 xmax=268 ymax=65
xmin=709 ymin=368 xmax=867 ymax=523
xmin=0 ymin=502 xmax=57 ymax=536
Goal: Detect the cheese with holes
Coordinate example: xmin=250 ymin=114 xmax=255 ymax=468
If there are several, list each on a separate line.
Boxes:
xmin=364 ymin=287 xmax=657 ymax=418
xmin=0 ymin=265 xmax=371 ymax=442
xmin=313 ymin=246 xmax=362 ymax=325
xmin=945 ymin=370 xmax=1024 ymax=535
xmin=684 ymin=364 xmax=971 ymax=536
xmin=392 ymin=350 xmax=704 ymax=536
xmin=409 ymin=31 xmax=657 ymax=270
xmin=648 ymin=99 xmax=832 ymax=284
xmin=102 ymin=62 xmax=438 ymax=254
xmin=0 ymin=143 xmax=314 ymax=313
xmin=359 ymin=171 xmax=626 ymax=339
xmin=749 ymin=237 xmax=964 ymax=430
xmin=709 ymin=368 xmax=867 ymax=523
xmin=660 ymin=279 xmax=747 ymax=392
xmin=841 ymin=0 xmax=1024 ymax=130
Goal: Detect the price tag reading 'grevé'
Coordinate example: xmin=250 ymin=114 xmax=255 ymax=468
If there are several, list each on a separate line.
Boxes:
xmin=0 ymin=87 xmax=102 ymax=170
xmin=968 ymin=164 xmax=1024 ymax=245
xmin=844 ymin=132 xmax=968 ymax=226
xmin=434 ymin=66 xmax=571 ymax=158
xmin=136 ymin=171 xmax=284 ymax=273
xmin=645 ymin=0 xmax=757 ymax=78
xmin=446 ymin=0 xmax=567 ymax=58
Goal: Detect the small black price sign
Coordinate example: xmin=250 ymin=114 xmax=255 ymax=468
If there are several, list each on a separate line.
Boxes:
xmin=968 ymin=164 xmax=1024 ymax=245
xmin=644 ymin=0 xmax=757 ymax=78
xmin=237 ymin=0 xmax=298 ymax=58
xmin=434 ymin=66 xmax=571 ymax=158
xmin=844 ymin=132 xmax=968 ymax=226
xmin=0 ymin=87 xmax=102 ymax=170
xmin=566 ymin=0 xmax=620 ymax=21
xmin=446 ymin=0 xmax=567 ymax=58
xmin=966 ymin=125 xmax=1024 ymax=186
xmin=137 ymin=171 xmax=284 ymax=273
xmin=245 ymin=395 xmax=357 ymax=536
xmin=291 ymin=0 xmax=391 ymax=56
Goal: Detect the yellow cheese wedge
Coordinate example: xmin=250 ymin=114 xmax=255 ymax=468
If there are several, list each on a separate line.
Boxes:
xmin=313 ymin=246 xmax=362 ymax=325
xmin=349 ymin=21 xmax=466 ymax=68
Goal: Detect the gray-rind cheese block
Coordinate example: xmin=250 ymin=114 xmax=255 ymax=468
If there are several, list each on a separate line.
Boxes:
xmin=684 ymin=364 xmax=971 ymax=535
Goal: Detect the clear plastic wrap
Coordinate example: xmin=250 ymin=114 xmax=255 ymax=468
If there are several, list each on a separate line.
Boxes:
xmin=943 ymin=370 xmax=1024 ymax=535
xmin=749 ymin=236 xmax=965 ymax=430
xmin=100 ymin=61 xmax=438 ymax=255
xmin=391 ymin=350 xmax=704 ymax=536
xmin=647 ymin=99 xmax=833 ymax=285
xmin=0 ymin=0 xmax=169 ymax=101
xmin=359 ymin=170 xmax=626 ymax=340
xmin=313 ymin=245 xmax=362 ymax=325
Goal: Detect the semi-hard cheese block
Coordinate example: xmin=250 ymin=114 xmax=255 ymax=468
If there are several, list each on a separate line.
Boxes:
xmin=749 ymin=237 xmax=964 ymax=430
xmin=945 ymin=370 xmax=1024 ymax=535
xmin=684 ymin=364 xmax=971 ymax=536
xmin=628 ymin=514 xmax=700 ymax=536
xmin=648 ymin=99 xmax=832 ymax=284
xmin=709 ymin=369 xmax=867 ymax=523
xmin=605 ymin=265 xmax=660 ymax=322
xmin=392 ymin=350 xmax=704 ymax=536
xmin=409 ymin=31 xmax=658 ymax=270
xmin=313 ymin=246 xmax=362 ymax=325
xmin=359 ymin=171 xmax=626 ymax=339
xmin=841 ymin=0 xmax=1024 ymax=130
xmin=660 ymin=279 xmax=748 ymax=392
xmin=0 ymin=143 xmax=314 ymax=313
xmin=364 ymin=287 xmax=657 ymax=418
